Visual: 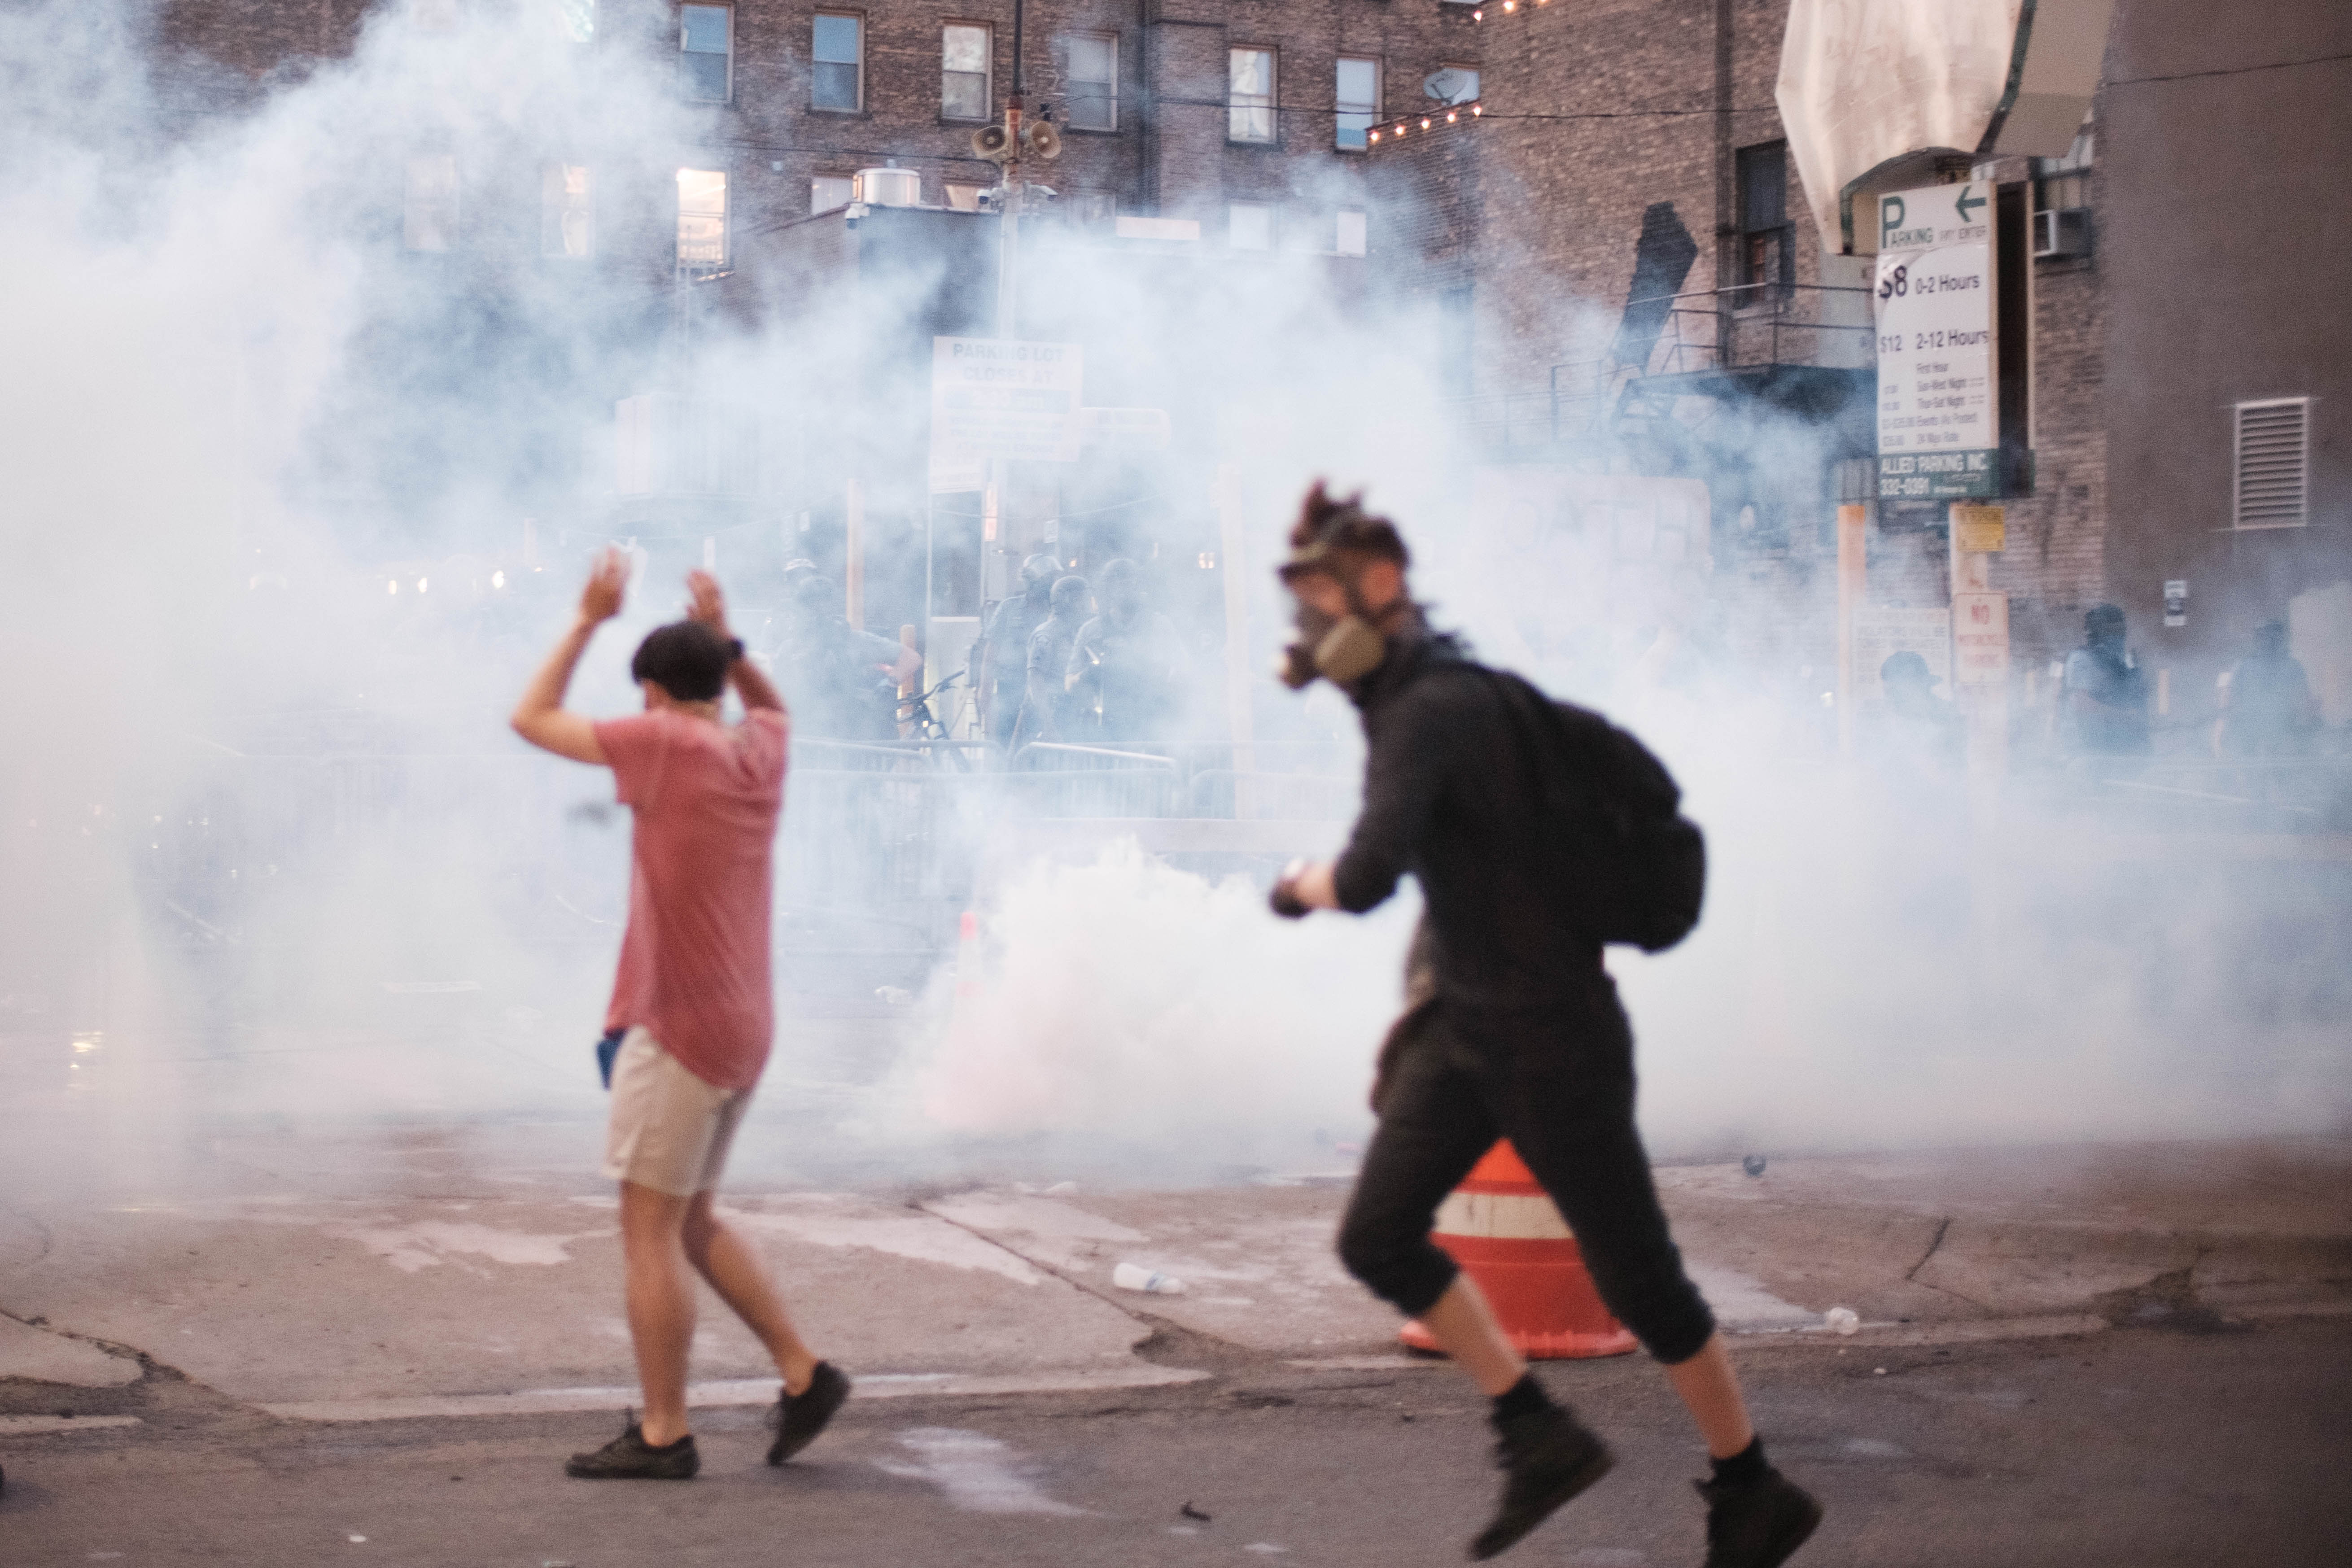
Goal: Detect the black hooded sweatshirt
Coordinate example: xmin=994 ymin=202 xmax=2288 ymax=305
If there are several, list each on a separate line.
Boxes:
xmin=1331 ymin=629 xmax=1610 ymax=1008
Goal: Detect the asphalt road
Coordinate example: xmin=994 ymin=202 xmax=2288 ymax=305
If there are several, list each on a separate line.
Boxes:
xmin=4 ymin=1316 xmax=2348 ymax=1567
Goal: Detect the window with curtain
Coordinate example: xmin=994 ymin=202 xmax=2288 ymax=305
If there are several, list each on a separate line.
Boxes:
xmin=942 ymin=24 xmax=991 ymax=122
xmin=1335 ymin=57 xmax=1378 ymax=151
xmin=1066 ymin=34 xmax=1117 ymax=131
xmin=1229 ymin=48 xmax=1275 ymax=144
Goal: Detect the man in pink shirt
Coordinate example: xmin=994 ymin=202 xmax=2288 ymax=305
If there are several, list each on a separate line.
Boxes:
xmin=511 ymin=548 xmax=850 ymax=1480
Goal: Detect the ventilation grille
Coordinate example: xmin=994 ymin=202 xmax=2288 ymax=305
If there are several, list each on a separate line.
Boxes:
xmin=2234 ymin=398 xmax=2309 ymax=529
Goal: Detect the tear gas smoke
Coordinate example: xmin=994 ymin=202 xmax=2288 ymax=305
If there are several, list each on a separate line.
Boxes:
xmin=1 ymin=3 xmax=2342 ymax=1210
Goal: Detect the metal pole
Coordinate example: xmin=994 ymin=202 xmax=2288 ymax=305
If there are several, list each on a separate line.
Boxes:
xmin=995 ymin=0 xmax=1023 ymax=343
xmin=1836 ymin=502 xmax=1866 ymax=758
xmin=985 ymin=0 xmax=1025 ymax=607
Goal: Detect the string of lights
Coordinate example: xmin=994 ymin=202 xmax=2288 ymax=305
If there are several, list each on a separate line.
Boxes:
xmin=1367 ymin=102 xmax=1482 ymax=146
xmin=1147 ymin=95 xmax=1777 ymax=122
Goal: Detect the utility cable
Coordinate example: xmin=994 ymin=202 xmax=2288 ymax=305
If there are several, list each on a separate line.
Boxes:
xmin=2104 ymin=50 xmax=2352 ymax=86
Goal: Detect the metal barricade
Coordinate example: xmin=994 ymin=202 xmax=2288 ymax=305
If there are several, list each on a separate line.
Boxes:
xmin=789 ymin=737 xmax=998 ymax=773
xmin=1185 ymin=769 xmax=1358 ymax=821
xmin=1006 ymin=743 xmax=1182 ymax=818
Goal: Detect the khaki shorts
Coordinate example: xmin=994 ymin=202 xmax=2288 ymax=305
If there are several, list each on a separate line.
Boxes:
xmin=602 ymin=1027 xmax=751 ymax=1197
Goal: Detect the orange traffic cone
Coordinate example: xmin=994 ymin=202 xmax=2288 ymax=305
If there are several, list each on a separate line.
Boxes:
xmin=1399 ymin=1140 xmax=1638 ymax=1359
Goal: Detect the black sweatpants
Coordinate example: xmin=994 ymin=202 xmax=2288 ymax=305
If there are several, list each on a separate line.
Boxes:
xmin=1336 ymin=982 xmax=1718 ymax=1366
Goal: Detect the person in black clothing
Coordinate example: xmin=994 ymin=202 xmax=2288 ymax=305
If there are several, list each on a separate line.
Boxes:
xmin=1267 ymin=485 xmax=1820 ymax=1566
xmin=1012 ymin=574 xmax=1093 ymax=749
xmin=1862 ymin=649 xmax=1963 ymax=775
xmin=2221 ymin=619 xmax=2317 ymax=756
xmin=2062 ymin=603 xmax=2151 ymax=761
xmin=978 ymin=553 xmax=1064 ymax=748
xmin=774 ymin=574 xmax=919 ymax=741
xmin=1066 ymin=557 xmax=1187 ymax=743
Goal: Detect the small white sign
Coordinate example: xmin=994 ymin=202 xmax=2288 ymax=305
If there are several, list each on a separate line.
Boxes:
xmin=930 ymin=337 xmax=1084 ymax=473
xmin=1114 ymin=215 xmax=1200 ymax=243
xmin=928 ymin=454 xmax=988 ymax=494
xmin=1875 ymin=181 xmax=1998 ymax=496
xmin=1079 ymin=406 xmax=1172 ymax=452
xmin=1851 ymin=606 xmax=1953 ymax=700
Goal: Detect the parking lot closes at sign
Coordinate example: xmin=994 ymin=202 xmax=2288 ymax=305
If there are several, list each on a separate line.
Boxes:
xmin=931 ymin=337 xmax=1084 ymax=469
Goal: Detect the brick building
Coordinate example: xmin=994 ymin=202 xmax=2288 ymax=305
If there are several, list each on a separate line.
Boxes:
xmin=144 ymin=0 xmax=2352 ymax=734
xmin=156 ymin=0 xmax=1486 ymax=279
xmin=1370 ymin=0 xmax=2352 ymax=737
xmin=151 ymin=0 xmax=1489 ymax=630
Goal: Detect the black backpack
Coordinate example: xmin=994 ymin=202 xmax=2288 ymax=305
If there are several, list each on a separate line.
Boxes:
xmin=1478 ymin=667 xmax=1707 ymax=953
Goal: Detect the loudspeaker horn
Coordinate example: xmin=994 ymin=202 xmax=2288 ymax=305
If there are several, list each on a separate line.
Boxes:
xmin=971 ymin=123 xmax=1011 ymax=161
xmin=1023 ymin=121 xmax=1063 ymax=161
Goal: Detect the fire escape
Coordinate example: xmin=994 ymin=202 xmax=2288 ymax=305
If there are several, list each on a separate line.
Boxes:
xmin=1457 ymin=282 xmax=1875 ymax=558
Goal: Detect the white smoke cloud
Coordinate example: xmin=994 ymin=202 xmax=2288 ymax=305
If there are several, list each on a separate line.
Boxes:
xmin=1 ymin=0 xmax=2340 ymax=1204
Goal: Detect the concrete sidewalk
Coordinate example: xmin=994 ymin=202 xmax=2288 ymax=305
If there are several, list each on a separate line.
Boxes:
xmin=4 ymin=1139 xmax=2348 ymax=1421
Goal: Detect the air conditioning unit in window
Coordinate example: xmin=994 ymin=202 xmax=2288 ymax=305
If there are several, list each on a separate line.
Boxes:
xmin=2034 ymin=207 xmax=2090 ymax=259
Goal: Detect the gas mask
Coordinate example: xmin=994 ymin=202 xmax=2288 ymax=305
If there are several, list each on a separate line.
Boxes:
xmin=1278 ymin=595 xmax=1387 ymax=690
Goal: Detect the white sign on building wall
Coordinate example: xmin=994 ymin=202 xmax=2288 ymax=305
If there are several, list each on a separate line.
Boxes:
xmin=1850 ymin=606 xmax=1953 ymax=700
xmin=930 ymin=338 xmax=1084 ymax=491
xmin=1875 ymin=180 xmax=1998 ymax=501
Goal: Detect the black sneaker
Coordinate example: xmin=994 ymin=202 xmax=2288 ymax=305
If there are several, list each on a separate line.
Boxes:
xmin=564 ymin=1419 xmax=699 ymax=1480
xmin=1468 ymin=1404 xmax=1616 ymax=1560
xmin=1695 ymin=1468 xmax=1823 ymax=1568
xmin=765 ymin=1361 xmax=852 ymax=1465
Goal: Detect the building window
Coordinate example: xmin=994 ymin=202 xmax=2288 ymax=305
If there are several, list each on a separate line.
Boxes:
xmin=1735 ymin=140 xmax=1792 ymax=295
xmin=2033 ymin=118 xmax=2094 ymax=214
xmin=1432 ymin=65 xmax=1478 ymax=106
xmin=813 ymin=13 xmax=862 ymax=112
xmin=551 ymin=0 xmax=595 ymax=43
xmin=1065 ymin=32 xmax=1117 ymax=131
xmin=942 ymin=23 xmax=991 ymax=122
xmin=1228 ymin=201 xmax=1275 ymax=251
xmin=2234 ymin=398 xmax=2310 ymax=530
xmin=1066 ymin=190 xmax=1116 ymax=229
xmin=542 ymin=163 xmax=592 ymax=258
xmin=403 ymin=155 xmax=458 ymax=251
xmin=944 ymin=181 xmax=987 ymax=211
xmin=1336 ymin=208 xmax=1368 ymax=257
xmin=1335 ymin=57 xmax=1378 ymax=151
xmin=811 ymin=175 xmax=853 ymax=214
xmin=677 ymin=167 xmax=727 ymax=268
xmin=679 ymin=4 xmax=730 ymax=103
xmin=1229 ymin=48 xmax=1275 ymax=144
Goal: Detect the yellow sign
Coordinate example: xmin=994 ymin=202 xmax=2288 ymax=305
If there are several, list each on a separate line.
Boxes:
xmin=1951 ymin=504 xmax=2006 ymax=554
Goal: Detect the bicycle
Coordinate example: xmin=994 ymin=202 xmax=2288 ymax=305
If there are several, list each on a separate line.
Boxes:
xmin=898 ymin=668 xmax=975 ymax=768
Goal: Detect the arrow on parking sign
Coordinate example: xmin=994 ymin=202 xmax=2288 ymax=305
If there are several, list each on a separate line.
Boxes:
xmin=1955 ymin=186 xmax=1987 ymax=223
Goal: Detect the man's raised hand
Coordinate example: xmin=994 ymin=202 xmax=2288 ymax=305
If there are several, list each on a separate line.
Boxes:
xmin=686 ymin=568 xmax=731 ymax=637
xmin=580 ymin=547 xmax=629 ymax=625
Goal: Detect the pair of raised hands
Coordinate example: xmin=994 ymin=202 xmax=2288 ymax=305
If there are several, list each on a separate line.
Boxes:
xmin=578 ymin=546 xmax=731 ymax=636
